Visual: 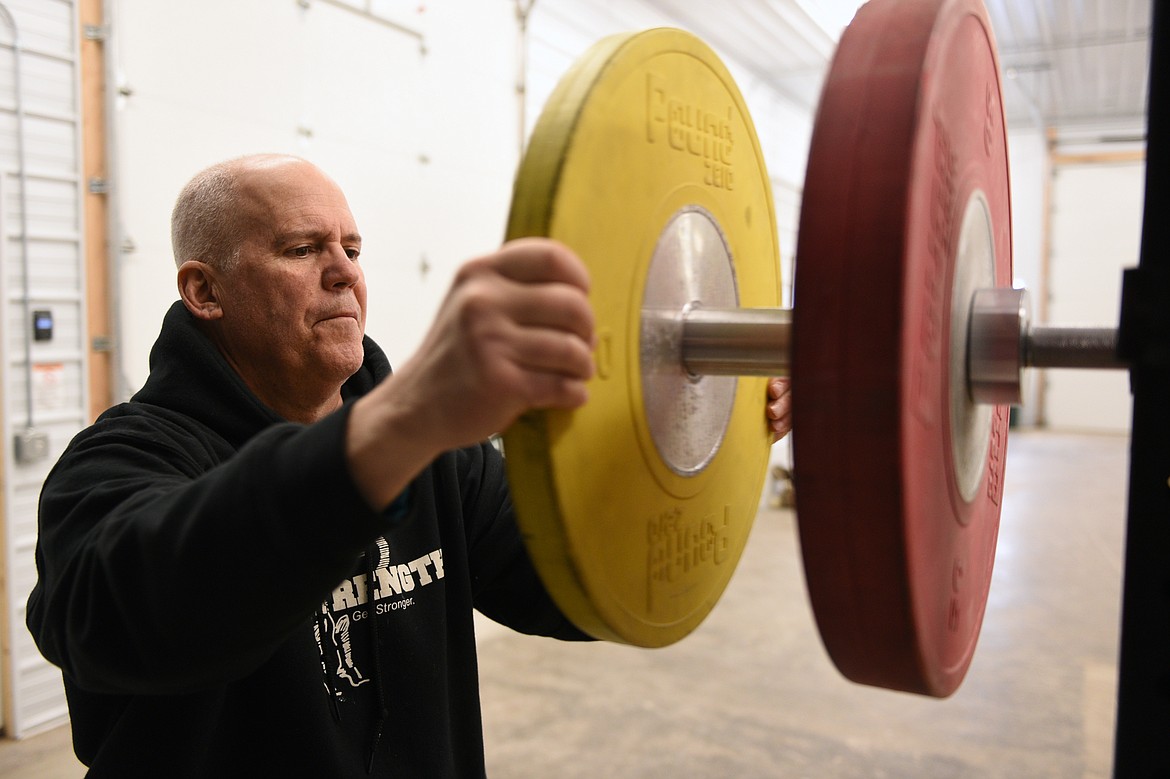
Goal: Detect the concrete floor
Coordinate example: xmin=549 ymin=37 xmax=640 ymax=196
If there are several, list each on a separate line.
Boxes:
xmin=0 ymin=430 xmax=1129 ymax=778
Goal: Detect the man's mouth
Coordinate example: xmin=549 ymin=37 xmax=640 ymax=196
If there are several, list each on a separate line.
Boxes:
xmin=320 ymin=311 xmax=359 ymax=323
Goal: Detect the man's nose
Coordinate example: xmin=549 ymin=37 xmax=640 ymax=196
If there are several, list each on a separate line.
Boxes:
xmin=323 ymin=246 xmax=360 ymax=288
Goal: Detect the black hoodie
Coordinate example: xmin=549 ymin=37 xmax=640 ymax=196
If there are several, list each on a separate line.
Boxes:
xmin=26 ymin=301 xmax=587 ymax=777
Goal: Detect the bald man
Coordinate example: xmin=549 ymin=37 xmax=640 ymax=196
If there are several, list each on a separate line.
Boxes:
xmin=27 ymin=154 xmax=792 ymax=777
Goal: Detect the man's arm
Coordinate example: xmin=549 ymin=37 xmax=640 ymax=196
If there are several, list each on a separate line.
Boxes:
xmin=27 ymin=409 xmax=387 ymax=695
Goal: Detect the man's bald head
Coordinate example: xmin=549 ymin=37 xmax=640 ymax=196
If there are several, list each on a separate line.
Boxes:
xmin=170 ymin=153 xmax=316 ymax=272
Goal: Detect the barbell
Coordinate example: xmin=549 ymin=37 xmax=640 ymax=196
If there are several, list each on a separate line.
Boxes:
xmin=500 ymin=0 xmax=1128 ymax=698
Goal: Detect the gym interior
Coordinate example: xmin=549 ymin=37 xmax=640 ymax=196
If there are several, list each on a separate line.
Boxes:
xmin=0 ymin=0 xmax=1164 ymax=776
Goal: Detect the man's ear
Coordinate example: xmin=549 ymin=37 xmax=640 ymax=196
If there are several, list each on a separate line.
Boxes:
xmin=177 ymin=260 xmax=224 ymax=321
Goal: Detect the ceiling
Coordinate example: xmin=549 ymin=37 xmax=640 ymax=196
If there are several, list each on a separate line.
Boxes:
xmin=989 ymin=0 xmax=1150 ymax=132
xmin=643 ymin=0 xmax=1152 ymax=136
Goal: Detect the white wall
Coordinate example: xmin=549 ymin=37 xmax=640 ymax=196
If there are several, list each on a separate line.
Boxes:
xmin=110 ymin=0 xmax=522 ymax=394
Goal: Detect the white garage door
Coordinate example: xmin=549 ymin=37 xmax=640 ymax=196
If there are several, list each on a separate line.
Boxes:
xmin=1045 ymin=158 xmax=1142 ymax=433
xmin=0 ymin=0 xmax=85 ymax=738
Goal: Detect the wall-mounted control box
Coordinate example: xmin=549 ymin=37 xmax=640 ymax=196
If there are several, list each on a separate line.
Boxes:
xmin=32 ymin=309 xmax=53 ymax=342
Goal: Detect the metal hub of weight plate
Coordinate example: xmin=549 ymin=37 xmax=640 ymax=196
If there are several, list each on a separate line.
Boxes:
xmin=792 ymin=0 xmax=1012 ymax=697
xmin=504 ymin=28 xmax=782 ymax=647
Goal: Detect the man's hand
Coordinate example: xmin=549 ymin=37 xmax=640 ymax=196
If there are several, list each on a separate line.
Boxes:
xmin=347 ymin=238 xmax=595 ymax=510
xmin=767 ymin=377 xmax=792 ymax=443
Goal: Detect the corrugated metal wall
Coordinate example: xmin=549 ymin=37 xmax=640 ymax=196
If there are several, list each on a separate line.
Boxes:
xmin=0 ymin=0 xmax=84 ymax=738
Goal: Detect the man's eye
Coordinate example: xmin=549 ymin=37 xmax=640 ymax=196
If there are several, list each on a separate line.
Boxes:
xmin=346 ymin=248 xmax=360 ymax=260
xmin=292 ymin=246 xmax=313 ymax=258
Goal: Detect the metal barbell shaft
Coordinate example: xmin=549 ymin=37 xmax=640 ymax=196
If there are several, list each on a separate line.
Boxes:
xmin=678 ymin=293 xmax=1126 ymax=400
xmin=1027 ymin=327 xmax=1125 ymax=369
xmin=681 ymin=307 xmax=792 ymax=377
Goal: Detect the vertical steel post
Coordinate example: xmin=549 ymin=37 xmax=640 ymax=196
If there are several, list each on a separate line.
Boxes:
xmin=1112 ymin=0 xmax=1170 ymax=772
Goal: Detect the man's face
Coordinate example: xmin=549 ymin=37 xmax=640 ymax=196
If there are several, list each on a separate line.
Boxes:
xmin=211 ymin=160 xmax=368 ymax=406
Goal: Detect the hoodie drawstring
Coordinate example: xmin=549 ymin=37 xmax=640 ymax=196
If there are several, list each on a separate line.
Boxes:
xmin=314 ymin=607 xmax=343 ymax=723
xmin=366 ymin=541 xmax=391 ymax=774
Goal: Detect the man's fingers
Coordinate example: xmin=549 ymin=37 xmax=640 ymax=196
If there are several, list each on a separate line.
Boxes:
xmin=488 ymin=237 xmax=592 ymax=292
xmin=515 ymin=370 xmax=591 ymax=411
xmin=509 ymin=326 xmax=596 ymax=382
xmin=457 ymin=239 xmax=595 ymax=345
xmin=767 ymin=377 xmax=793 ymax=442
xmin=504 ymin=281 xmax=595 ymax=345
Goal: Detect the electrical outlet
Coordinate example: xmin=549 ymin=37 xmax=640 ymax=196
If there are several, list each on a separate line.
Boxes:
xmin=15 ymin=429 xmax=49 ymax=464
